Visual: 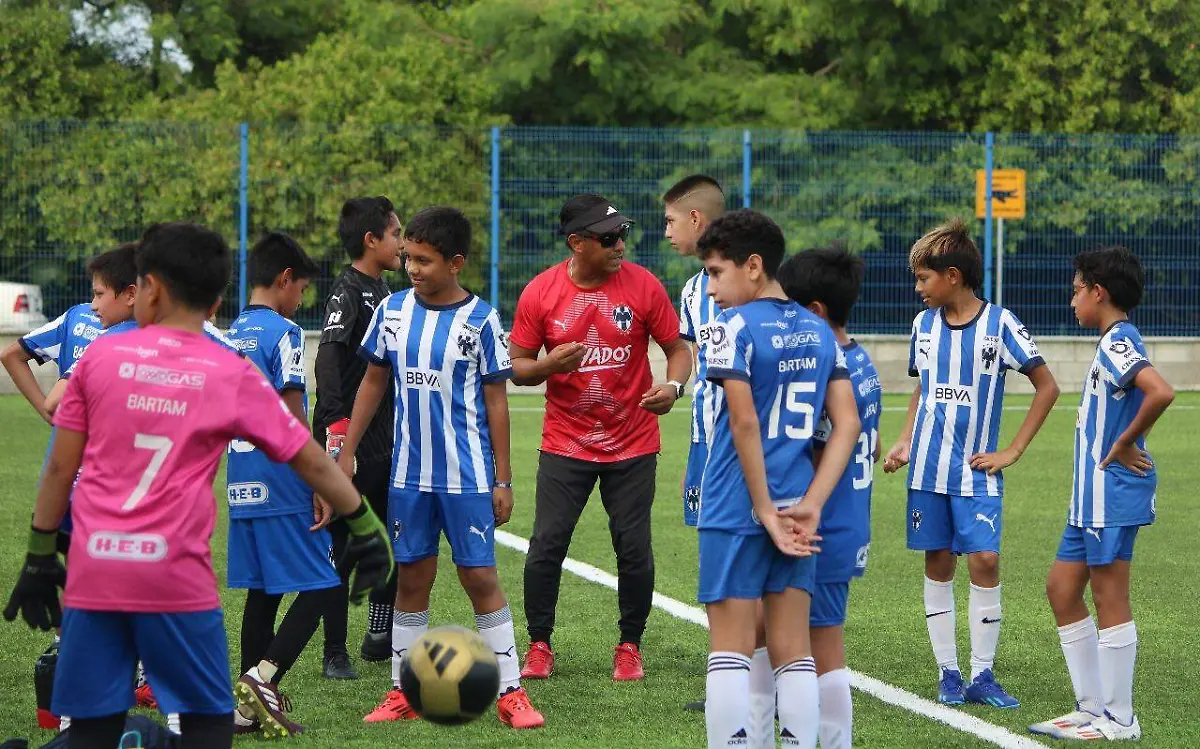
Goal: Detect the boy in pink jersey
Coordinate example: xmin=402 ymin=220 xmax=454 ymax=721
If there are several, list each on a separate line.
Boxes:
xmin=3 ymin=222 xmax=393 ymax=749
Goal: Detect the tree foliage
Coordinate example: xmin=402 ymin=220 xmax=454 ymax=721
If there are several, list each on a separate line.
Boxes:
xmin=3 ymin=0 xmax=1199 ymax=328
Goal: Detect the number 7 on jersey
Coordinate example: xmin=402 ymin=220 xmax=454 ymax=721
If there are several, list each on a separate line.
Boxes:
xmin=123 ymin=433 xmax=175 ymax=511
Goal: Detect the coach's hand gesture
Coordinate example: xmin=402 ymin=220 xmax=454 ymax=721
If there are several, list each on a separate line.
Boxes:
xmin=546 ymin=342 xmax=587 ymax=374
xmin=640 ymin=383 xmax=679 ymax=415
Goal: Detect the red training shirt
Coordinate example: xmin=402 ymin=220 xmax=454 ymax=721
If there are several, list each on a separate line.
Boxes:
xmin=510 ymin=259 xmax=681 ymax=463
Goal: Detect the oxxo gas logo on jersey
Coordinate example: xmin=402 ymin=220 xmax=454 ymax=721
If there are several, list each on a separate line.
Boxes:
xmin=121 ymin=363 xmax=207 ymax=389
xmin=72 ymin=322 xmax=101 ymax=341
xmin=577 ymin=344 xmax=633 ymax=373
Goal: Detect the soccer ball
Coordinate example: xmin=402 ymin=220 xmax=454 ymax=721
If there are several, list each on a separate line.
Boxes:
xmin=399 ymin=625 xmax=500 ymax=725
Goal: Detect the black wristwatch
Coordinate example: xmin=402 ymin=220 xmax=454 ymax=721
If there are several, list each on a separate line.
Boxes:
xmin=667 ymin=380 xmax=685 ymax=400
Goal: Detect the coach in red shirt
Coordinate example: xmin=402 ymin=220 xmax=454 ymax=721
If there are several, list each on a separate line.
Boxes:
xmin=509 ymin=194 xmax=692 ymax=682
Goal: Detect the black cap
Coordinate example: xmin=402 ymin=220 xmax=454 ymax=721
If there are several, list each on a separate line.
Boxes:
xmin=559 ymin=194 xmax=634 ymax=236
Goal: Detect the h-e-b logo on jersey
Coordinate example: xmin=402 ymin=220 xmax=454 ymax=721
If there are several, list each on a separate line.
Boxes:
xmin=612 ymin=305 xmax=633 ymax=333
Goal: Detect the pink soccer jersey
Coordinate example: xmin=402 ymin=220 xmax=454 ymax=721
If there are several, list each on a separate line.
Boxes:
xmin=53 ymin=325 xmax=314 ymax=613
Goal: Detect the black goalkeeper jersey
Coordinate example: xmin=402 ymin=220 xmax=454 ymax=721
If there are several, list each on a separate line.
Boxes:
xmin=313 ymin=265 xmax=395 ymax=466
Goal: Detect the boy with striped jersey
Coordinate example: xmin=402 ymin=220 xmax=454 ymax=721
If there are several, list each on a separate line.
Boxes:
xmin=883 ymin=219 xmax=1060 ymax=708
xmin=337 ymin=207 xmax=544 ymax=729
xmin=664 ymin=174 xmax=726 ymax=713
xmin=1029 ymin=247 xmax=1173 ymax=742
xmin=779 ymin=247 xmax=881 ymax=749
xmin=664 ymin=174 xmax=726 ymax=528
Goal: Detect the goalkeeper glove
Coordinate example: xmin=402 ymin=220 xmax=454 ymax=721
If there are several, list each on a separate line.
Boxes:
xmin=3 ymin=527 xmax=65 ymax=631
xmin=336 ymin=501 xmax=394 ymax=605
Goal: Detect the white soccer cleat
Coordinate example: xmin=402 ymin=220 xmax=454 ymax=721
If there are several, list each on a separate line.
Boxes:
xmin=1069 ymin=714 xmax=1142 ymax=741
xmin=1029 ymin=708 xmax=1102 ymax=739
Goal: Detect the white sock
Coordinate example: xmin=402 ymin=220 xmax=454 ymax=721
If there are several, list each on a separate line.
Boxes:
xmin=1058 ymin=617 xmax=1103 ymax=716
xmin=167 ymin=713 xmax=180 ymax=735
xmin=775 ymin=657 xmax=819 ymax=749
xmin=1098 ymin=621 xmax=1137 ymax=725
xmin=924 ymin=577 xmax=958 ymax=673
xmin=818 ymin=668 xmax=853 ymax=749
xmin=969 ymin=583 xmax=1002 ymax=680
xmin=706 ymin=652 xmax=752 ymax=749
xmin=392 ymin=609 xmax=429 ymax=688
xmin=748 ymin=647 xmax=776 ymax=749
xmin=476 ymin=606 xmax=521 ymax=695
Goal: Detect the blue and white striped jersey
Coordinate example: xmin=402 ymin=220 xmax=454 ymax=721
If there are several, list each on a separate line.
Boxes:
xmin=699 ymin=298 xmax=848 ymax=534
xmin=20 ymin=303 xmax=103 ymax=374
xmin=679 ymin=270 xmax=722 ymax=445
xmin=226 ymin=306 xmax=312 ymax=518
xmin=907 ymin=303 xmax=1044 ymax=497
xmin=1070 ymin=321 xmax=1156 ymax=528
xmin=813 ymin=341 xmax=882 ymax=583
xmin=63 ymin=319 xmax=238 ymax=377
xmin=360 ymin=291 xmax=513 ymax=494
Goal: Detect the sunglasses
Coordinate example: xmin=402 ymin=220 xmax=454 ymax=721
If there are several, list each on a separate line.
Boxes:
xmin=580 ymin=225 xmax=630 ymax=248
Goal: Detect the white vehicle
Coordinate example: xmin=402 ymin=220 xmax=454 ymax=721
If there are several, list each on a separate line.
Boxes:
xmin=0 ymin=281 xmax=49 ymax=334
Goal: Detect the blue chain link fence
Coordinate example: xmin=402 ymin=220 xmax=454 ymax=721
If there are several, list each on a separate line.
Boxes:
xmin=2 ymin=123 xmax=1197 ymax=334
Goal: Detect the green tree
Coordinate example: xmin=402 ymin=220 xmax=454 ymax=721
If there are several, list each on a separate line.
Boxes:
xmin=0 ymin=2 xmax=149 ymax=119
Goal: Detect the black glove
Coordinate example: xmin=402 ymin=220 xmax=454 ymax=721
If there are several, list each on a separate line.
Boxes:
xmin=336 ymin=502 xmax=395 ymax=605
xmin=3 ymin=527 xmax=65 ymax=631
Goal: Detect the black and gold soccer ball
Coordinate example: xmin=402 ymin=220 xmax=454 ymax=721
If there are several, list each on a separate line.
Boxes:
xmin=399 ymin=625 xmax=500 ymax=725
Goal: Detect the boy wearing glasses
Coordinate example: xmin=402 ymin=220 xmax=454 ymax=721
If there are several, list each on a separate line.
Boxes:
xmin=509 ymin=194 xmax=692 ymax=682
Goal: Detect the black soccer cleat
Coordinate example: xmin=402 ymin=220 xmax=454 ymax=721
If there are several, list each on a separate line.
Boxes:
xmin=361 ymin=631 xmax=392 ymax=662
xmin=322 ymin=649 xmax=359 ymax=680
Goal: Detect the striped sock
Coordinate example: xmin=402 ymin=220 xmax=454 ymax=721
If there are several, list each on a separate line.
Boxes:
xmin=476 ymin=606 xmax=521 ymax=694
xmin=775 ymin=657 xmax=818 ymax=748
xmin=706 ymin=652 xmax=752 ymax=748
xmin=392 ymin=609 xmax=429 ymax=688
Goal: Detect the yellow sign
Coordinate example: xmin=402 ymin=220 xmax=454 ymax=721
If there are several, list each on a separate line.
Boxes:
xmin=975 ymin=169 xmax=1026 ymax=219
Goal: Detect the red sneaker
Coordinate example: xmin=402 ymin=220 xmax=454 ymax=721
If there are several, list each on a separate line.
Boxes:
xmin=520 ymin=642 xmax=554 ymax=680
xmin=363 ymin=688 xmax=420 ymax=723
xmin=36 ymin=708 xmax=59 ymax=729
xmin=135 ymin=684 xmax=158 ymax=710
xmin=612 ymin=642 xmax=644 ymax=681
xmin=497 ymin=687 xmax=545 ymax=729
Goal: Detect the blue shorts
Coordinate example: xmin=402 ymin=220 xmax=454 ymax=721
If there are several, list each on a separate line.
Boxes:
xmin=906 ymin=490 xmax=1002 ymax=555
xmin=683 ymin=441 xmax=707 ymax=527
xmin=228 ymin=513 xmax=338 ymax=595
xmin=389 ymin=487 xmax=496 ymax=567
xmin=810 ymin=581 xmax=850 ymax=628
xmin=53 ymin=608 xmax=233 ymax=718
xmin=1057 ymin=524 xmax=1139 ymax=566
xmin=698 ymin=530 xmax=815 ymax=604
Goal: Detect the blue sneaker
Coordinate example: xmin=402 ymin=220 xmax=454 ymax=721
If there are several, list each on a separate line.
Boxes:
xmin=938 ymin=668 xmax=966 ymax=705
xmin=965 ymin=669 xmax=1019 ymax=709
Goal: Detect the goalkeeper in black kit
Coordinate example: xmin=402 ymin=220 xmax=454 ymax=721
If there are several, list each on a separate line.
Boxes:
xmin=313 ymin=196 xmax=403 ymax=678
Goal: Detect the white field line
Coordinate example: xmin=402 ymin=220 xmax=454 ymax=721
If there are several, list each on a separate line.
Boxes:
xmin=495 ymin=529 xmax=1049 ymax=749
